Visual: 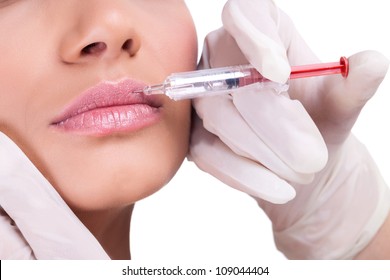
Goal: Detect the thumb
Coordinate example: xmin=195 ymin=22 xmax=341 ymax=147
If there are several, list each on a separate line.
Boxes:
xmin=318 ymin=51 xmax=389 ymax=143
xmin=334 ymin=51 xmax=389 ymax=109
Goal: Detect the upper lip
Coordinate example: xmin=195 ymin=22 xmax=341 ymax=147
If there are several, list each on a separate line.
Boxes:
xmin=51 ymin=78 xmax=161 ymax=125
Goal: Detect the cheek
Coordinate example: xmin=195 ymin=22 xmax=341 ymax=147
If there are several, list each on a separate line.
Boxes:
xmin=164 ymin=27 xmax=198 ymax=69
xmin=0 ymin=40 xmax=28 ymax=129
xmin=144 ymin=12 xmax=198 ymax=73
xmin=0 ymin=20 xmax=57 ymax=139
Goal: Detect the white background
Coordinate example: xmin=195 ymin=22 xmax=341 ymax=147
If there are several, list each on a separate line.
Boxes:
xmin=131 ymin=0 xmax=390 ymax=261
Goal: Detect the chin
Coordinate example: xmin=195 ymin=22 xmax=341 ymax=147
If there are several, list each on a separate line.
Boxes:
xmin=52 ymin=142 xmax=188 ymax=211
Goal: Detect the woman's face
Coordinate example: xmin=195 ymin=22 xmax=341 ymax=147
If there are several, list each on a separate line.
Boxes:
xmin=0 ymin=0 xmax=197 ymax=210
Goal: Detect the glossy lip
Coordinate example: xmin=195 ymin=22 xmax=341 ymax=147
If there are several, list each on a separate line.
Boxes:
xmin=51 ymin=79 xmax=163 ymax=136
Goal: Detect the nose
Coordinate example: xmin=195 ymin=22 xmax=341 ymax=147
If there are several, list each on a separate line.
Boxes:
xmin=59 ymin=1 xmax=141 ymax=64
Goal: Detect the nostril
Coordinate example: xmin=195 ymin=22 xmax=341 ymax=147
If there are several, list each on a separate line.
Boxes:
xmin=122 ymin=39 xmax=136 ymax=57
xmin=81 ymin=42 xmax=107 ymax=56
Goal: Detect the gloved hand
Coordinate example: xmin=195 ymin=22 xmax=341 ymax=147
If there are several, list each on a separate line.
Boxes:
xmin=190 ymin=2 xmax=329 ymax=204
xmin=0 ymin=132 xmax=109 ymax=259
xmin=189 ymin=0 xmax=390 ymax=259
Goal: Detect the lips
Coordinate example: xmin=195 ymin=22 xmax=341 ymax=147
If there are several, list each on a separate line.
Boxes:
xmin=51 ymin=79 xmax=163 ymax=136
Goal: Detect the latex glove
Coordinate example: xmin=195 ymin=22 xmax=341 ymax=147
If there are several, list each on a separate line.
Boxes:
xmin=191 ymin=0 xmax=329 ymax=204
xmin=189 ymin=0 xmax=390 ymax=259
xmin=0 ymin=132 xmax=109 ymax=259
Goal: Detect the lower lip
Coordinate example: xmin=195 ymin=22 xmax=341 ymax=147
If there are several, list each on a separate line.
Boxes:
xmin=51 ymin=104 xmax=162 ymax=136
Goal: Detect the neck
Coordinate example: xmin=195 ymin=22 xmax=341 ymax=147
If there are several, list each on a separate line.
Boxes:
xmin=75 ymin=204 xmax=134 ymax=260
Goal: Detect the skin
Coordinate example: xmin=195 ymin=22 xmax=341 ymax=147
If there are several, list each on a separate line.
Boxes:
xmin=355 ymin=213 xmax=390 ymax=259
xmin=0 ymin=0 xmax=197 ymax=259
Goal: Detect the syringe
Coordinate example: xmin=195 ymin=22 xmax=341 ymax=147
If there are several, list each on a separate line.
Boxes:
xmin=139 ymin=57 xmax=349 ymax=101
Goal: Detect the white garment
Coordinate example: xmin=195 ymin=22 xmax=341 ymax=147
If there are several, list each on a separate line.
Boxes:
xmin=0 ymin=132 xmax=110 ymax=259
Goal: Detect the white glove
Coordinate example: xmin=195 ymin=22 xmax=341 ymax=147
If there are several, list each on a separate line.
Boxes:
xmin=189 ymin=0 xmax=390 ymax=259
xmin=191 ymin=0 xmax=329 ymax=204
xmin=0 ymin=132 xmax=109 ymax=259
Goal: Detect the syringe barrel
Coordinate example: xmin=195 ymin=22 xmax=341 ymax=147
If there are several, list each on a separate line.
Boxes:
xmin=164 ymin=65 xmax=269 ymax=100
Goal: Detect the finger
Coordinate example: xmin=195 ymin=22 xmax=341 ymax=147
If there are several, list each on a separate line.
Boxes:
xmin=189 ymin=118 xmax=296 ymax=204
xmin=232 ymin=84 xmax=328 ymax=174
xmin=199 ymin=28 xmax=249 ymax=70
xmin=193 ymin=94 xmax=315 ymax=183
xmin=222 ymin=0 xmax=291 ymax=83
xmin=194 ymin=83 xmax=327 ymax=176
xmin=317 ymin=51 xmax=389 ymax=143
